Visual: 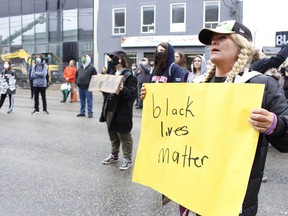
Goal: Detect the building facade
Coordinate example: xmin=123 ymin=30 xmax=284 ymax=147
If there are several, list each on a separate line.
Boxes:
xmin=0 ymin=0 xmax=243 ymax=73
xmin=96 ymin=0 xmax=243 ymax=72
xmin=0 ymin=0 xmax=94 ymax=67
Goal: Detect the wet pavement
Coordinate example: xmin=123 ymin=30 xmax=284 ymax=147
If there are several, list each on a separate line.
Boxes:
xmin=0 ymin=84 xmax=287 ymax=216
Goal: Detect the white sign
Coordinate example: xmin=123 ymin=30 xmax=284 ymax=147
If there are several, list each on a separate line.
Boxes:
xmin=121 ymin=35 xmax=203 ymax=47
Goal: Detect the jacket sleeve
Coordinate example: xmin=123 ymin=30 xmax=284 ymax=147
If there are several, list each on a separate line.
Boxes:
xmin=252 ymin=44 xmax=288 ymax=73
xmin=265 ymin=77 xmax=288 ymax=152
xmin=119 ymin=74 xmax=137 ymax=101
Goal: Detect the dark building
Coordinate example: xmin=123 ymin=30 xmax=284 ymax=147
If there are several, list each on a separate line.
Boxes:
xmin=0 ymin=0 xmax=94 ymax=68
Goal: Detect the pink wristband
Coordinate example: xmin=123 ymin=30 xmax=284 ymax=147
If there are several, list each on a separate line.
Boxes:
xmin=264 ymin=113 xmax=277 ymax=135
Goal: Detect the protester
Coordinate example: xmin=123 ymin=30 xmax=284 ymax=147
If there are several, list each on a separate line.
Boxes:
xmin=135 ymin=57 xmax=150 ymax=109
xmin=150 ymin=42 xmax=184 ymax=83
xmin=75 ymin=54 xmax=97 ymax=118
xmin=0 ymin=61 xmax=16 ymax=113
xmin=174 ymin=51 xmax=190 ymax=82
xmin=62 ymin=59 xmax=77 ymax=103
xmin=141 ymin=20 xmax=288 ymax=216
xmin=187 ymin=55 xmax=207 ymax=83
xmin=31 ymin=55 xmax=49 ymax=114
xmin=101 ymin=50 xmax=137 ymax=170
xmin=28 ymin=61 xmax=35 ymax=99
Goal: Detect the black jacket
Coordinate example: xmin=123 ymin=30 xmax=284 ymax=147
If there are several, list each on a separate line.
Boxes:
xmin=103 ymin=69 xmax=137 ymax=133
xmin=238 ymin=74 xmax=288 ymax=215
xmin=76 ymin=63 xmax=97 ymax=89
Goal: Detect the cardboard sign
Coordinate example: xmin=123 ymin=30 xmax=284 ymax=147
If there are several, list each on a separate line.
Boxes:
xmin=88 ymin=74 xmax=123 ymax=94
xmin=133 ymin=83 xmax=265 ymax=216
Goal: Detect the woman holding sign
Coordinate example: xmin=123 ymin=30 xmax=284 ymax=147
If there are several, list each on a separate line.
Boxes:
xmin=101 ymin=51 xmax=138 ymax=170
xmin=141 ymin=20 xmax=288 ymax=216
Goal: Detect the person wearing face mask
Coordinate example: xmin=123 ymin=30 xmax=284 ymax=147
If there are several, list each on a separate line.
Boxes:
xmin=101 ymin=50 xmax=137 ymax=170
xmin=150 ymin=42 xmax=184 ymax=83
xmin=30 ymin=55 xmax=49 ymax=114
xmin=0 ymin=61 xmax=16 ymax=114
xmin=135 ymin=57 xmax=150 ymax=109
xmin=75 ymin=54 xmax=97 ymax=118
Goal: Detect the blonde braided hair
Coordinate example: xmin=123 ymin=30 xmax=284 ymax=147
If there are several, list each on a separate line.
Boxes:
xmin=204 ymin=34 xmax=255 ymax=83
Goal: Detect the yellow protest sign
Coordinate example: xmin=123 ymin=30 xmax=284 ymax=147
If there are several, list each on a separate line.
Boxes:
xmin=132 ymin=83 xmax=265 ymax=216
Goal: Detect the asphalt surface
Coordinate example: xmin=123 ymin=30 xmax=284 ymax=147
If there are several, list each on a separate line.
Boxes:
xmin=0 ymin=84 xmax=287 ymax=216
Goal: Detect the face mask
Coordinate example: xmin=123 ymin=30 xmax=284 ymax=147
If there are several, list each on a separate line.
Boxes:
xmin=35 ymin=57 xmax=41 ymax=64
xmin=156 ymin=51 xmax=164 ymax=59
xmin=112 ymin=56 xmax=120 ymax=66
xmin=131 ymin=66 xmax=136 ymax=70
xmin=4 ymin=62 xmax=9 ymax=69
xmin=81 ymin=58 xmax=86 ymax=64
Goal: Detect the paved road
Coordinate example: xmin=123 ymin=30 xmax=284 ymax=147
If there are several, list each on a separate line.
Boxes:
xmin=0 ymin=84 xmax=287 ymax=216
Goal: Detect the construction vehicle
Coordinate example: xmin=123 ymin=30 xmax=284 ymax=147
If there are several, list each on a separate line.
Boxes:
xmin=0 ymin=49 xmax=30 ymax=88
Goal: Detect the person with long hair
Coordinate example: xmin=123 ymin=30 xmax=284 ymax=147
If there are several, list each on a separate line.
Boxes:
xmin=174 ymin=51 xmax=190 ymax=82
xmin=187 ymin=55 xmax=207 ymax=83
xmin=141 ymin=20 xmax=288 ymax=216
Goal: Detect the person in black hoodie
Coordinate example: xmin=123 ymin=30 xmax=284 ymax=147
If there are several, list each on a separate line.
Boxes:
xmin=101 ymin=51 xmax=137 ymax=171
xmin=75 ymin=54 xmax=97 ymax=118
xmin=0 ymin=61 xmax=16 ymax=114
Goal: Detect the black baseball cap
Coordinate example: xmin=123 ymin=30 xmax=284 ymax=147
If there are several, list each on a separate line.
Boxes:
xmin=198 ymin=20 xmax=253 ymax=45
xmin=109 ymin=51 xmax=127 ymax=58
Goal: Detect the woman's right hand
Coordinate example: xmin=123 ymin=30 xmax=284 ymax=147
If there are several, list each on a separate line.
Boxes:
xmin=140 ymin=84 xmax=146 ymax=100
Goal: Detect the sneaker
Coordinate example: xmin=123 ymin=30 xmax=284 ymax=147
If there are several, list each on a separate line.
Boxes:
xmin=88 ymin=113 xmax=93 ymax=118
xmin=262 ymin=176 xmax=268 ymax=182
xmin=77 ymin=113 xmax=85 ymax=117
xmin=7 ymin=110 xmax=13 ymax=114
xmin=43 ymin=110 xmax=49 ymax=115
xmin=102 ymin=154 xmax=118 ymax=165
xmin=119 ymin=159 xmax=132 ymax=170
xmin=31 ymin=110 xmax=40 ymax=115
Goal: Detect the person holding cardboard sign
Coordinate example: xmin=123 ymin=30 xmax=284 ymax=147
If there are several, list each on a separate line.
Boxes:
xmin=141 ymin=20 xmax=288 ymax=216
xmin=101 ymin=51 xmax=137 ymax=171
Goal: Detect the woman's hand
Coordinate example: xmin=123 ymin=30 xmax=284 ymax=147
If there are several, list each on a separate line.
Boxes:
xmin=248 ymin=108 xmax=277 ymax=135
xmin=140 ymin=84 xmax=146 ymax=100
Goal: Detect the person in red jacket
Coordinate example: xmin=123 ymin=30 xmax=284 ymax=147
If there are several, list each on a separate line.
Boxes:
xmin=62 ymin=60 xmax=77 ymax=103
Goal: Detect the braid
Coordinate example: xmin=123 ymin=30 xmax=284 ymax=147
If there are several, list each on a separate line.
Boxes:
xmin=225 ymin=34 xmax=255 ymax=83
xmin=204 ymin=64 xmax=216 ymax=82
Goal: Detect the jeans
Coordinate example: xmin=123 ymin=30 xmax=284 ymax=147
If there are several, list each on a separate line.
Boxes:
xmin=78 ymin=87 xmax=93 ymax=114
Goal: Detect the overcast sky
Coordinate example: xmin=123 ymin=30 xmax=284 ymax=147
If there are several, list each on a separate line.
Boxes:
xmin=243 ymin=0 xmax=288 ymax=48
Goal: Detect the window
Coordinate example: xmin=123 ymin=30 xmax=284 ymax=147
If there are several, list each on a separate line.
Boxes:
xmin=22 ymin=14 xmax=35 ymax=44
xmin=63 ymin=9 xmax=77 ymax=41
xmin=35 ymin=13 xmax=48 ymax=43
xmin=141 ymin=5 xmax=155 ymax=33
xmin=170 ymin=3 xmax=186 ymax=32
xmin=10 ymin=15 xmax=22 ymax=45
xmin=113 ymin=8 xmax=126 ymax=35
xmin=79 ymin=8 xmax=93 ymax=40
xmin=204 ymin=1 xmax=220 ymax=28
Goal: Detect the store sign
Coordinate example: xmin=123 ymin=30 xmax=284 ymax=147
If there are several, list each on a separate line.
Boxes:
xmin=121 ymin=35 xmax=203 ymax=47
xmin=275 ymin=31 xmax=288 ymax=47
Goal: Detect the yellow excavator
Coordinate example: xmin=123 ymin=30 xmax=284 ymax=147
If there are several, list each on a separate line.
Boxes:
xmin=0 ymin=49 xmax=63 ymax=88
xmin=0 ymin=49 xmax=30 ymax=88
